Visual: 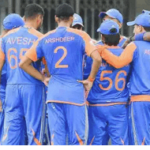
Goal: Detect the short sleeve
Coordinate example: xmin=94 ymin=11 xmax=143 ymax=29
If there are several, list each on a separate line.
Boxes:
xmin=25 ymin=38 xmax=44 ymax=62
xmin=82 ymin=32 xmax=97 ymax=56
xmin=0 ymin=38 xmax=5 ymax=60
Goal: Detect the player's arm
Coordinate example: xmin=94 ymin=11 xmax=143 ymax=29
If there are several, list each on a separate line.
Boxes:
xmin=0 ymin=40 xmax=5 ymax=73
xmin=123 ymin=32 xmax=150 ymax=48
xmin=84 ymin=34 xmax=102 ymax=80
xmin=19 ymin=39 xmax=49 ymax=86
xmin=45 ymin=63 xmax=51 ymax=77
xmin=0 ymin=58 xmax=4 ymax=74
xmin=19 ymin=56 xmax=45 ymax=81
xmin=88 ymin=50 xmax=102 ymax=80
xmin=134 ymin=32 xmax=150 ymax=41
xmin=42 ymin=58 xmax=51 ymax=77
xmin=98 ymin=42 xmax=137 ymax=68
xmin=78 ymin=33 xmax=102 ymax=91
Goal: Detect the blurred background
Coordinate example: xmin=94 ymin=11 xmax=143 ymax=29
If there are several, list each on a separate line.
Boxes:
xmin=0 ymin=0 xmax=149 ymax=40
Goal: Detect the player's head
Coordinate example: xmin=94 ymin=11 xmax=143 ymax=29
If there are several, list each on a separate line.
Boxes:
xmin=127 ymin=13 xmax=150 ymax=35
xmin=55 ymin=3 xmax=74 ymax=26
xmin=99 ymin=9 xmax=123 ymax=29
xmin=71 ymin=13 xmax=83 ymax=30
xmin=24 ymin=3 xmax=44 ymax=30
xmin=3 ymin=13 xmax=24 ymax=31
xmin=97 ymin=19 xmax=120 ymax=46
xmin=1 ymin=13 xmax=25 ymax=37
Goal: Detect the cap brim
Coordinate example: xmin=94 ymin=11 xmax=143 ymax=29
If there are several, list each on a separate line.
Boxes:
xmin=97 ymin=27 xmax=101 ymax=32
xmin=72 ymin=22 xmax=84 ymax=27
xmin=99 ymin=12 xmax=106 ymax=18
xmin=127 ymin=21 xmax=135 ymax=26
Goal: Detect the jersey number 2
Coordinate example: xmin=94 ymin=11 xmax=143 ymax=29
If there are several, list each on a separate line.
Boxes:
xmin=54 ymin=46 xmax=68 ymax=68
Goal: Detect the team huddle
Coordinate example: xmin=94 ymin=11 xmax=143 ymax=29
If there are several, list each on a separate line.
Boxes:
xmin=0 ymin=2 xmax=150 ymax=145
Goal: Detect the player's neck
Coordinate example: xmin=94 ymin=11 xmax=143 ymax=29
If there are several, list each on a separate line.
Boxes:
xmin=24 ymin=21 xmax=38 ymax=30
xmin=58 ymin=22 xmax=71 ymax=28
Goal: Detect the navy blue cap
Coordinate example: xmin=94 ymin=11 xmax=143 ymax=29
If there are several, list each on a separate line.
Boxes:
xmin=97 ymin=19 xmax=119 ymax=35
xmin=99 ymin=9 xmax=123 ymax=23
xmin=127 ymin=13 xmax=150 ymax=27
xmin=3 ymin=13 xmax=25 ymax=30
xmin=72 ymin=13 xmax=84 ymax=27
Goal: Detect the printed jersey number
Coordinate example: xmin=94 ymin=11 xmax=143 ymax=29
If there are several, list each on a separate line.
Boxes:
xmin=54 ymin=46 xmax=68 ymax=68
xmin=99 ymin=70 xmax=127 ymax=91
xmin=7 ymin=48 xmax=28 ymax=69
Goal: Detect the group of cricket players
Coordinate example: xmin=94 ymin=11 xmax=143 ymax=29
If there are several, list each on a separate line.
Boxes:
xmin=0 ymin=2 xmax=150 ymax=145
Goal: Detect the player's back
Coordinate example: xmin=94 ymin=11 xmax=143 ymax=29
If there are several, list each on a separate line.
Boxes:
xmin=43 ymin=27 xmax=85 ymax=80
xmin=130 ymin=41 xmax=150 ymax=95
xmin=83 ymin=36 xmax=127 ymax=79
xmin=2 ymin=27 xmax=43 ymax=85
xmin=88 ymin=46 xmax=130 ymax=104
xmin=41 ymin=27 xmax=90 ymax=104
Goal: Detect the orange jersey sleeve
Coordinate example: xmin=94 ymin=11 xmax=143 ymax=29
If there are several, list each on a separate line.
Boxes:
xmin=25 ymin=39 xmax=40 ymax=62
xmin=98 ymin=42 xmax=137 ymax=68
xmin=0 ymin=41 xmax=5 ymax=60
xmin=0 ymin=50 xmax=5 ymax=60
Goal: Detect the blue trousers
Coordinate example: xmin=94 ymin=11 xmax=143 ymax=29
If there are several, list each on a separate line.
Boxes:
xmin=47 ymin=103 xmax=88 ymax=145
xmin=1 ymin=84 xmax=43 ymax=145
xmin=128 ymin=102 xmax=150 ymax=145
xmin=88 ymin=104 xmax=128 ymax=145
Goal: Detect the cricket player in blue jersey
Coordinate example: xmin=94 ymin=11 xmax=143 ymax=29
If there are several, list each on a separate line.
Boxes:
xmin=84 ymin=9 xmax=128 ymax=144
xmin=0 ymin=13 xmax=24 ymax=144
xmin=87 ymin=20 xmax=130 ymax=145
xmin=0 ymin=4 xmax=45 ymax=145
xmin=20 ymin=3 xmax=102 ymax=145
xmin=99 ymin=13 xmax=150 ymax=145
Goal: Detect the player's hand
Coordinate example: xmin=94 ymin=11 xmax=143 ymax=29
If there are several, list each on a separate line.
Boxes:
xmin=96 ymin=45 xmax=109 ymax=54
xmin=42 ymin=75 xmax=50 ymax=86
xmin=78 ymin=80 xmax=93 ymax=92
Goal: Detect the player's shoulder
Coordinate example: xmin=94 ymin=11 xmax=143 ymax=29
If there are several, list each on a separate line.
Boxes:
xmin=43 ymin=29 xmax=56 ymax=38
xmin=3 ymin=27 xmax=20 ymax=38
xmin=38 ymin=29 xmax=56 ymax=42
xmin=28 ymin=28 xmax=43 ymax=38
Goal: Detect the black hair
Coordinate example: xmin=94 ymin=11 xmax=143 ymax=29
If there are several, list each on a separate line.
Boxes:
xmin=72 ymin=24 xmax=83 ymax=30
xmin=143 ymin=26 xmax=150 ymax=32
xmin=56 ymin=3 xmax=74 ymax=21
xmin=24 ymin=3 xmax=44 ymax=19
xmin=101 ymin=27 xmax=120 ymax=46
xmin=102 ymin=33 xmax=120 ymax=46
